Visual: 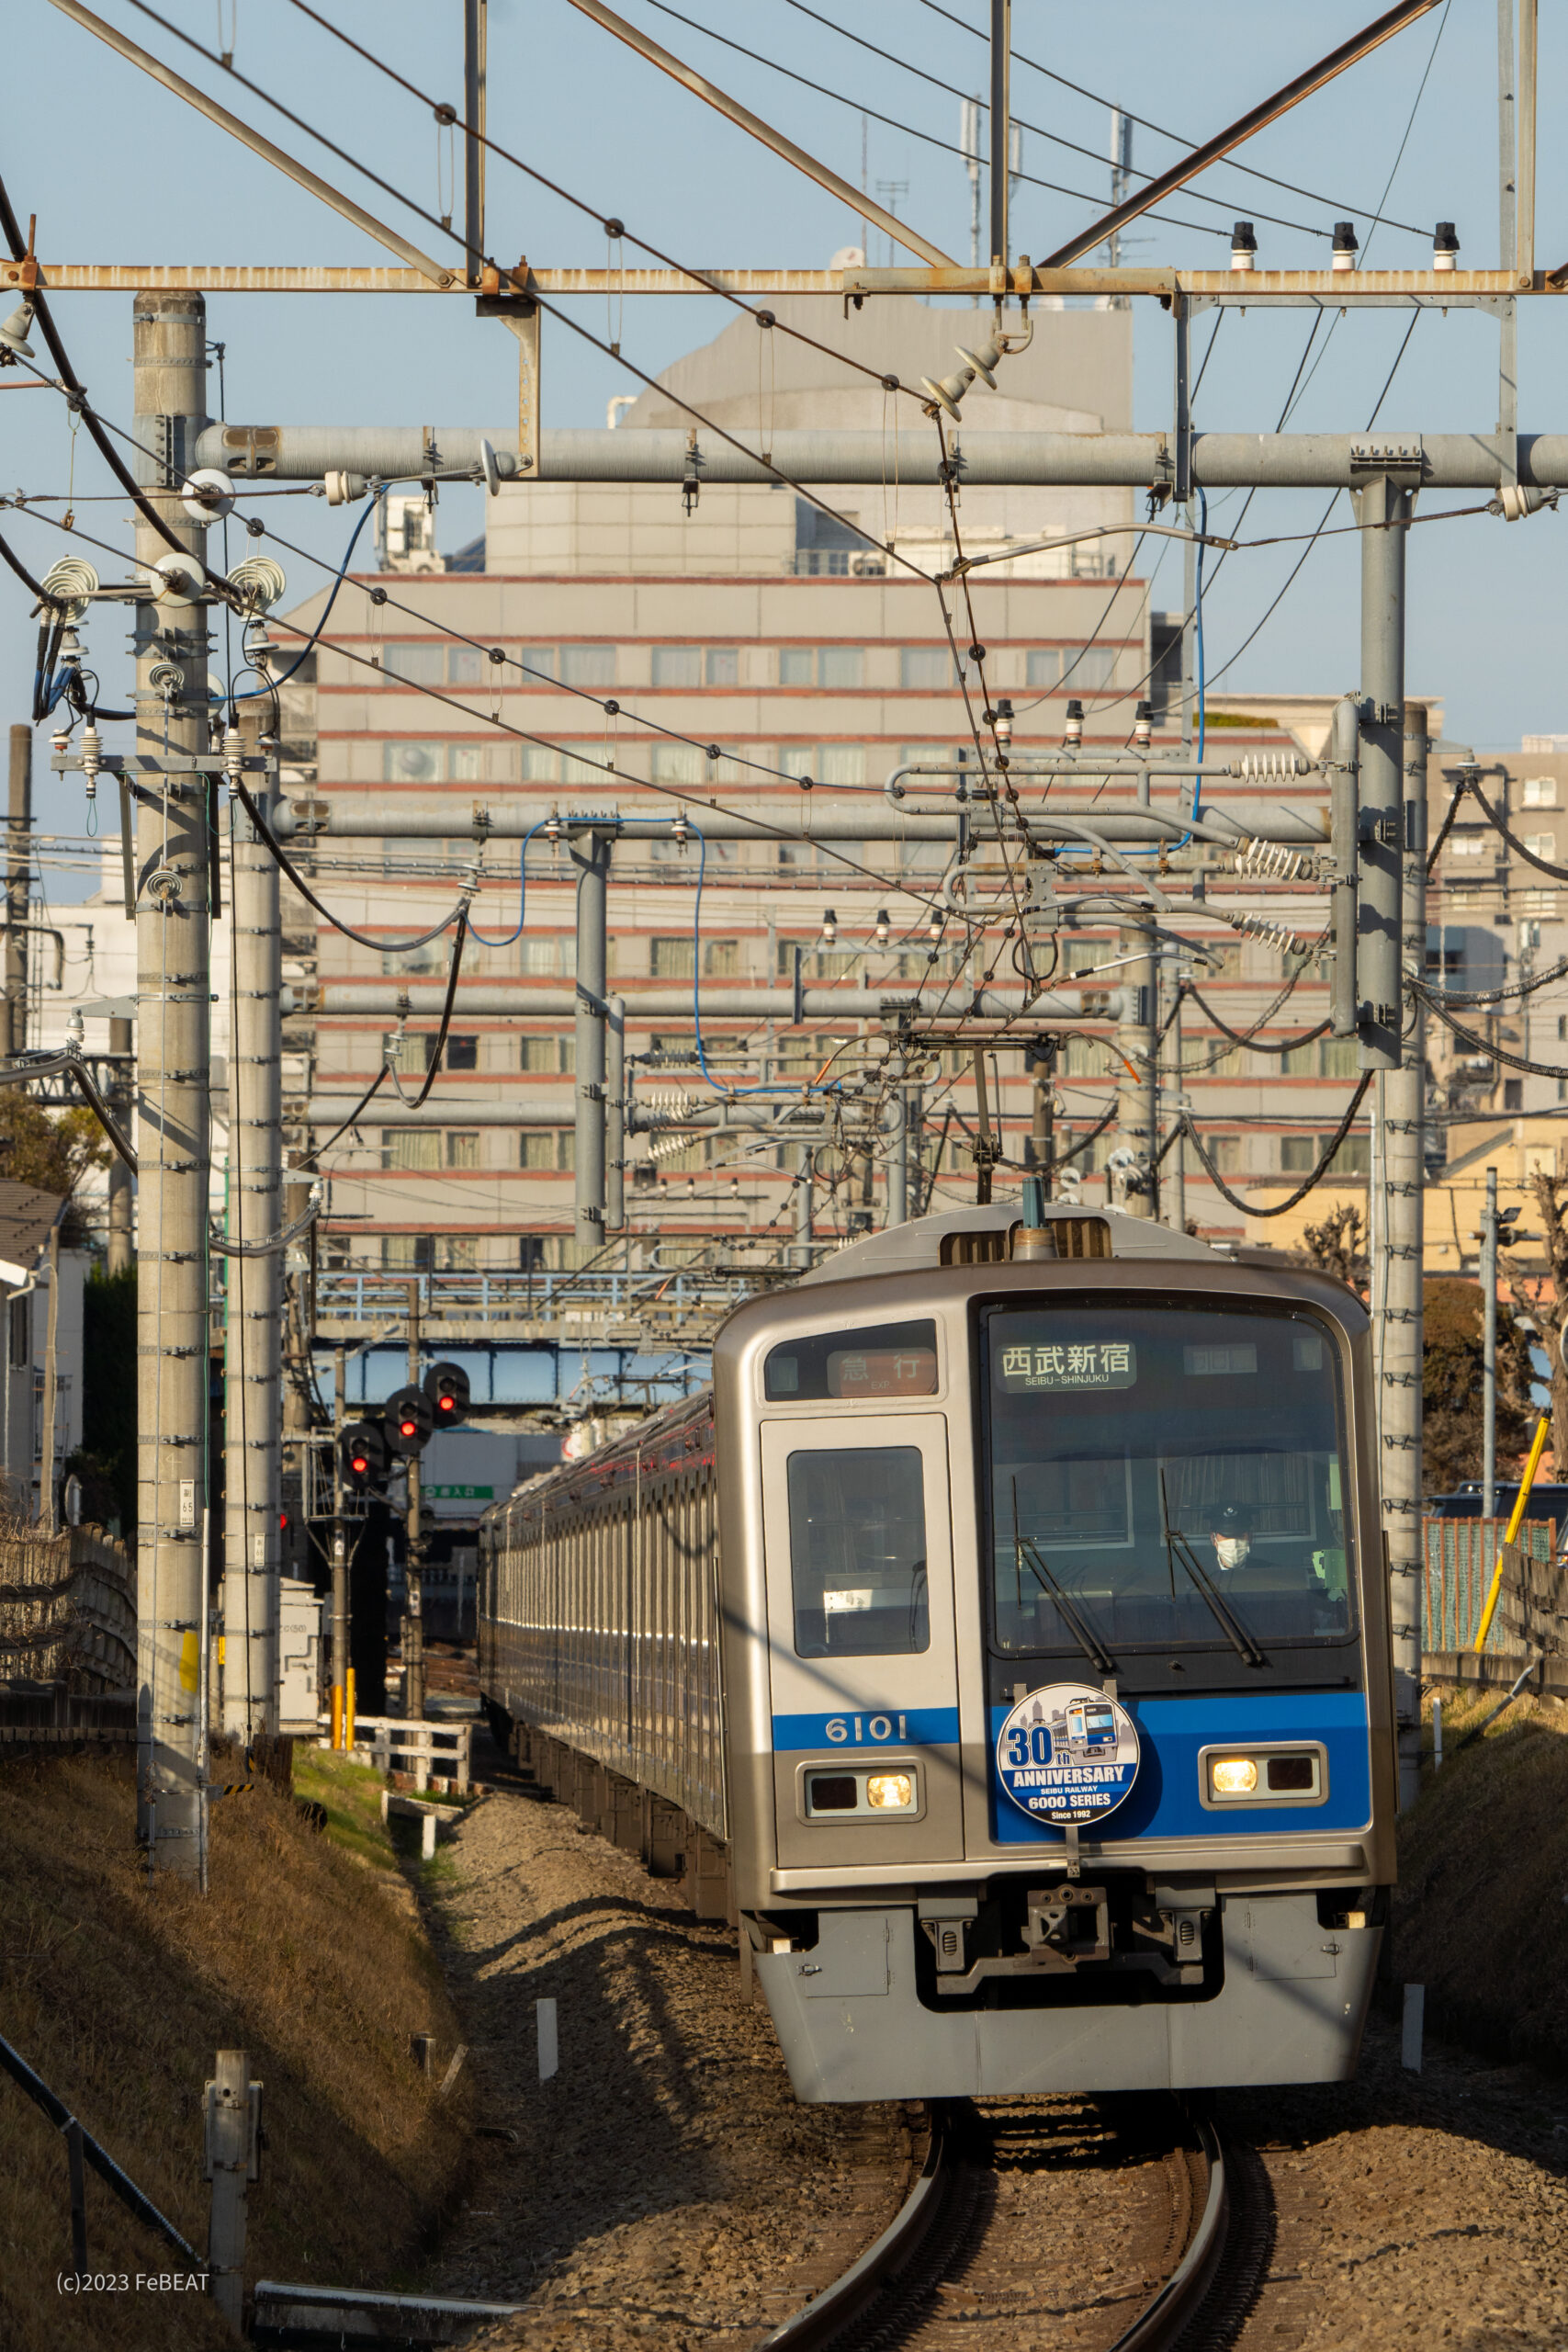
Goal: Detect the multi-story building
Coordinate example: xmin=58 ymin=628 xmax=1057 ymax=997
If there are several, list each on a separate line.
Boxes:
xmin=255 ymin=305 xmax=1384 ymax=1269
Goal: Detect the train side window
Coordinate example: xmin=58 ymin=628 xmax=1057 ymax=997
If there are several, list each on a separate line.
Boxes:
xmin=786 ymin=1447 xmax=930 ymax=1657
xmin=765 ymin=1319 xmax=938 ymax=1403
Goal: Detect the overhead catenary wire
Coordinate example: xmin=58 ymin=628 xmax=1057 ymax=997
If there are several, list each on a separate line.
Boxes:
xmin=914 ymin=0 xmax=1429 ymax=234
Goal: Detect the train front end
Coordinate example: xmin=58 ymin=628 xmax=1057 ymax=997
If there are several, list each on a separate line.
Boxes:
xmin=714 ymin=1208 xmax=1396 ymax=2102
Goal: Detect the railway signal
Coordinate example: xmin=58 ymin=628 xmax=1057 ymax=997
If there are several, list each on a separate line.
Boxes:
xmin=340 ymin=1420 xmax=389 ymax=1495
xmin=383 ymin=1385 xmax=434 ymax=1458
xmin=423 ymin=1362 xmax=471 ymax=1429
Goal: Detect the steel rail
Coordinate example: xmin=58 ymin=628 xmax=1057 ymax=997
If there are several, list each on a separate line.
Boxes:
xmin=761 ymin=2099 xmax=1227 ymax=2352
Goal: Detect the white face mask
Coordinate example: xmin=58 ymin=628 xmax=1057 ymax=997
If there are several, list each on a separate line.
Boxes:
xmin=1213 ymin=1534 xmax=1251 ymax=1571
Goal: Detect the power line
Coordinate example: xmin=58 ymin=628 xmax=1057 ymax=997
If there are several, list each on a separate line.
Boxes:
xmin=914 ymin=0 xmax=1430 ymax=236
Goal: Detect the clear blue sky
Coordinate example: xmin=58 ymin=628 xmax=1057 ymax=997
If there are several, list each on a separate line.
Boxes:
xmin=5 ymin=0 xmax=1566 ymax=898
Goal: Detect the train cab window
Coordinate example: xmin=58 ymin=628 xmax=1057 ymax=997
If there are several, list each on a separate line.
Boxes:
xmin=984 ymin=1304 xmax=1355 ymax=1660
xmin=786 ymin=1447 xmax=930 ymax=1657
xmin=765 ymin=1319 xmax=937 ymax=1403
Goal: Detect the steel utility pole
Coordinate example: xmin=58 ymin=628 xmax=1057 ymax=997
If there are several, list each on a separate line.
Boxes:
xmin=106 ymin=1013 xmax=134 ymax=1274
xmin=463 ymin=0 xmax=486 ymax=287
xmin=1030 ymin=1037 xmax=1056 ymax=1200
xmin=133 ymin=289 xmax=212 ymax=1879
xmin=1115 ymin=916 xmax=1156 ymax=1218
xmin=220 ymin=705 xmax=282 ymax=1739
xmin=3 ymin=724 xmax=29 ymax=1059
xmin=1168 ymin=984 xmax=1187 ymax=1234
xmin=330 ymin=1340 xmax=348 ymax=1744
xmin=403 ymin=1291 xmax=424 ymax=1722
xmin=989 ymin=0 xmax=1010 ymax=269
xmin=1482 ymin=1163 xmax=1498 ymax=1518
xmin=573 ymin=829 xmax=609 ymax=1250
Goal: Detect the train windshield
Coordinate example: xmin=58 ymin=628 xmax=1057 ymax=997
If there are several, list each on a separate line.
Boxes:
xmin=983 ymin=1303 xmax=1354 ymax=1658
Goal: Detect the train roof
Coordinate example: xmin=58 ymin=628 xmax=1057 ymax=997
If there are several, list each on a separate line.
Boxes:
xmin=796 ymin=1203 xmax=1214 ymax=1285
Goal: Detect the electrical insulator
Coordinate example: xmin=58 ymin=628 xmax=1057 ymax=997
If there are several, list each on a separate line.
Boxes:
xmin=1332 ymin=220 xmax=1359 ymax=272
xmin=1230 ymin=221 xmax=1258 ymax=273
xmin=820 ymin=908 xmax=837 ymax=945
xmin=1433 ymin=220 xmax=1459 ymax=274
xmin=1134 ymin=700 xmax=1153 ymax=751
xmin=672 ymin=810 xmax=689 ymax=845
xmin=874 ymin=908 xmax=891 ymax=944
xmin=546 ymin=811 xmax=561 ymax=844
xmin=1064 ymin=699 xmax=1085 ymax=749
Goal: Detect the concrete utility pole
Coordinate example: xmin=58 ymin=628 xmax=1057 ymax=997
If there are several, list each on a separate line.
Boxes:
xmin=1030 ymin=1037 xmax=1056 ymax=1200
xmin=1115 ymin=916 xmax=1157 ymax=1217
xmin=204 ymin=2048 xmax=261 ymax=2334
xmin=573 ymin=830 xmax=609 ymax=1250
xmin=403 ymin=1294 xmax=425 ymax=1722
xmin=133 ymin=289 xmax=212 ymax=1880
xmin=1482 ymin=1163 xmax=1498 ymax=1518
xmin=4 ymin=723 xmax=29 ymax=1058
xmin=106 ymin=1013 xmax=134 ymax=1275
xmin=988 ymin=0 xmax=1010 ymax=268
xmin=220 ymin=707 xmax=283 ymax=1739
xmin=1168 ymin=986 xmax=1187 ymax=1234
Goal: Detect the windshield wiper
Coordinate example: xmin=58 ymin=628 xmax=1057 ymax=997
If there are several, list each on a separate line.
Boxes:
xmin=1010 ymin=1479 xmax=1116 ymax=1673
xmin=1158 ymin=1468 xmax=1268 ymax=1668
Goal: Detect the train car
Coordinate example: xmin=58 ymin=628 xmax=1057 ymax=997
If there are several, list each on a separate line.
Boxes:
xmin=479 ymin=1202 xmax=1395 ymax=2102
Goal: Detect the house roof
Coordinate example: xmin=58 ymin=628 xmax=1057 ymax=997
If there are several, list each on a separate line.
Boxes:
xmin=0 ymin=1182 xmax=65 ymax=1275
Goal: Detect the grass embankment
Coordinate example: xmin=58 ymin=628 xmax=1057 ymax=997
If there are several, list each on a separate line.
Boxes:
xmin=1395 ymin=1688 xmax=1568 ymax=2076
xmin=0 ymin=1747 xmax=471 ymax=2352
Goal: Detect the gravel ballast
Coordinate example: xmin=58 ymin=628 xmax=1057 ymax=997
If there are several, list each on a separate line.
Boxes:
xmin=423 ymin=1752 xmax=1568 ymax=2348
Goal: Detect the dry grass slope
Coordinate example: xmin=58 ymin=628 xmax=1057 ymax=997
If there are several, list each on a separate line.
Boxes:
xmin=0 ymin=1749 xmax=471 ymax=2352
xmin=1395 ymin=1689 xmax=1568 ymax=2077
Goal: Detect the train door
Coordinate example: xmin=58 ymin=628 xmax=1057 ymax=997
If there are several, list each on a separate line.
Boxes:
xmin=761 ymin=1416 xmax=964 ymax=1864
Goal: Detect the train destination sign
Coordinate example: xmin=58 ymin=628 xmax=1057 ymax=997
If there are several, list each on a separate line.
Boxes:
xmin=996 ymin=1341 xmax=1137 ymax=1391
xmin=996 ymin=1682 xmax=1142 ymax=1827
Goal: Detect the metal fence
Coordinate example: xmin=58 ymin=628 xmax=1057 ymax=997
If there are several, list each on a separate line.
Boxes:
xmin=1421 ymin=1516 xmax=1557 ymax=1659
xmin=0 ymin=1525 xmax=136 ymax=1695
xmin=315 ymin=1265 xmax=768 ymax=1327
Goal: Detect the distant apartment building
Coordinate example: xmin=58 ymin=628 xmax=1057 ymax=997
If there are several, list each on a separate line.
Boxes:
xmin=267 ymin=302 xmax=1377 ymax=1266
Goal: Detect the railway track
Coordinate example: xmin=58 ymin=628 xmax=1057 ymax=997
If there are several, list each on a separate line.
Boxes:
xmin=764 ymin=2093 xmax=1269 ymax=2352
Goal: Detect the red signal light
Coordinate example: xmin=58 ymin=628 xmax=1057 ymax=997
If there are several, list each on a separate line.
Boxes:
xmin=400 ymin=1418 xmax=417 ymax=1438
xmin=351 ymin=1452 xmax=369 ymax=1475
xmin=436 ymin=1394 xmax=456 ymax=1415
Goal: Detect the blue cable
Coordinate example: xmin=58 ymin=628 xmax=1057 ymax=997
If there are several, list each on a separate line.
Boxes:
xmin=224 ymin=487 xmax=385 ymax=704
xmin=468 ymin=818 xmax=547 ymax=948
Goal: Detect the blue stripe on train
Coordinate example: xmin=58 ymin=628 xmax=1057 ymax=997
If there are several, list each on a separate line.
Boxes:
xmin=987 ymin=1689 xmax=1371 ymax=1845
xmin=773 ymin=1707 xmax=962 ymax=1752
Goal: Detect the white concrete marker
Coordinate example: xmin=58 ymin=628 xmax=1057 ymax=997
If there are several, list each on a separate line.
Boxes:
xmin=536 ymin=1997 xmax=558 ymax=2082
xmin=1402 ymin=1982 xmax=1425 ymax=2073
xmin=1432 ymin=1696 xmax=1443 ymax=1772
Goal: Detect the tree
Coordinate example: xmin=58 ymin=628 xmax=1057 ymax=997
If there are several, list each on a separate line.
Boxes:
xmin=1507 ymin=1170 xmax=1568 ymax=1475
xmin=1422 ymin=1278 xmax=1535 ymax=1494
xmin=1292 ymin=1203 xmax=1369 ymax=1298
xmin=0 ymin=1094 xmax=107 ymax=1244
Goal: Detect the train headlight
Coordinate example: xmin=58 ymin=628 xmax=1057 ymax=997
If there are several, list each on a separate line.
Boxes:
xmin=865 ymin=1771 xmax=916 ymax=1811
xmin=1210 ymin=1756 xmax=1258 ymax=1796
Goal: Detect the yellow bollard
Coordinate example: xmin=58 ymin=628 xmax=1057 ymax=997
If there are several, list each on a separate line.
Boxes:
xmin=1475 ymin=1409 xmax=1551 ymax=1652
xmin=345 ymin=1668 xmax=356 ymax=1756
xmin=331 ymin=1683 xmax=343 ymax=1753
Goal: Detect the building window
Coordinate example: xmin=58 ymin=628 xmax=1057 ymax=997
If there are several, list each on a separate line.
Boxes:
xmin=650 ymin=935 xmax=696 ymax=979
xmin=779 ymin=648 xmax=814 ymax=686
xmin=447 ymin=646 xmax=482 ymax=686
xmin=652 ymin=645 xmax=701 ymax=687
xmin=705 ymin=647 xmax=739 ymax=686
xmin=382 ymin=1235 xmax=433 ymax=1271
xmin=520 ymin=646 xmax=556 ymax=680
xmin=651 ymin=741 xmax=705 ymax=787
xmin=383 ymin=1031 xmax=425 ymax=1076
xmin=444 ymin=1034 xmax=479 ymax=1072
xmin=384 ymin=1130 xmax=441 ymax=1171
xmin=522 ymin=935 xmax=563 ymax=976
xmin=1521 ymin=892 xmax=1558 ymax=918
xmin=1504 ymin=1080 xmax=1525 ymax=1111
xmin=1523 ymin=775 xmax=1558 ymax=807
xmin=383 ymin=642 xmax=446 ymax=686
xmin=1074 ymin=647 xmax=1117 ymax=691
xmin=446 ymin=1132 xmax=479 ymax=1169
xmin=1318 ymin=1035 xmax=1359 ymax=1079
xmin=1523 ymin=833 xmax=1557 ymax=862
xmin=703 ymin=938 xmax=740 ymax=978
xmin=1324 ymin=1134 xmax=1371 ymax=1174
xmin=1280 ymin=1136 xmax=1316 ymax=1173
xmin=818 ymin=646 xmax=864 ymax=690
xmin=1207 ymin=1136 xmax=1241 ymax=1174
xmin=559 ymin=644 xmax=615 ymax=688
xmin=449 ymin=743 xmax=485 ymax=781
xmin=1026 ymin=649 xmax=1061 ymax=690
xmin=383 ymin=742 xmax=445 ymax=783
xmin=381 ymin=942 xmax=446 ymax=978
xmin=438 ymin=1235 xmax=479 ymax=1271
xmin=8 ymin=1294 xmax=27 ymax=1369
xmin=1448 ymin=833 xmax=1487 ymax=858
xmin=521 ymin=1035 xmax=571 ymax=1072
xmin=900 ymin=647 xmax=953 ymax=689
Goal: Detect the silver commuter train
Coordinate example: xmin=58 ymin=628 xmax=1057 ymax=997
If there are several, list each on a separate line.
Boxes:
xmin=479 ymin=1204 xmax=1396 ymax=2101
